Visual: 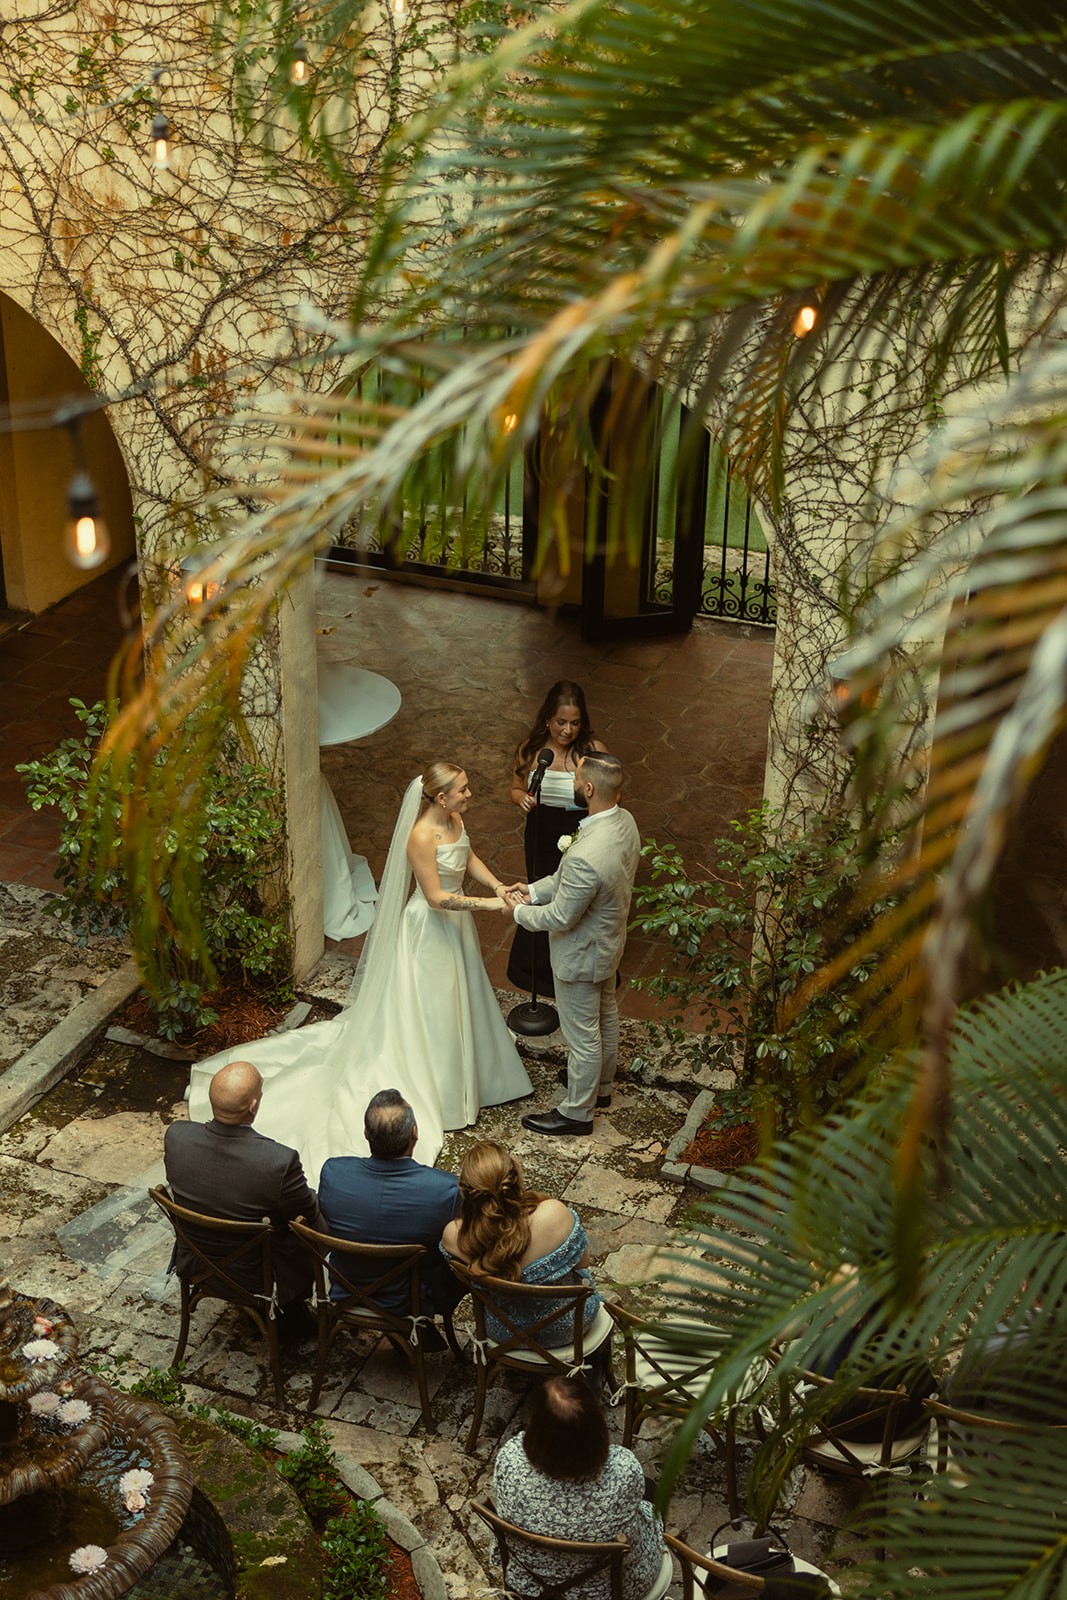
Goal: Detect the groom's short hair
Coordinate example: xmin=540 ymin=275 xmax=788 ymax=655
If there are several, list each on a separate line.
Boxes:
xmin=365 ymin=1089 xmax=416 ymax=1160
xmin=581 ymin=751 xmax=623 ymax=801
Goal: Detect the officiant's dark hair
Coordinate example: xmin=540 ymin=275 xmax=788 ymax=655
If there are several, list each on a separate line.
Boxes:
xmin=365 ymin=1089 xmax=416 ymax=1159
xmin=516 ymin=680 xmax=598 ymax=772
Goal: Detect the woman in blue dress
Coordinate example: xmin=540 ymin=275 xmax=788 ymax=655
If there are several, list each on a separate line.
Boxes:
xmin=441 ymin=1141 xmax=601 ymax=1343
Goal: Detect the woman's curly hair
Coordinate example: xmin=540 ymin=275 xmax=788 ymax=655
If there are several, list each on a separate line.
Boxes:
xmin=456 ymin=1142 xmax=548 ymax=1281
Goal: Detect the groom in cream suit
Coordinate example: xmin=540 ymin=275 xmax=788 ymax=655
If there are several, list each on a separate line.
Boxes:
xmin=510 ymin=752 xmax=640 ymax=1136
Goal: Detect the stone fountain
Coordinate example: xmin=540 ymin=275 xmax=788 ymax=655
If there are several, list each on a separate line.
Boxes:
xmin=0 ymin=1276 xmax=230 ymax=1599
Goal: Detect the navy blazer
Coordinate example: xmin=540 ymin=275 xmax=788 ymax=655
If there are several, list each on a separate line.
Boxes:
xmin=163 ymin=1119 xmax=324 ymax=1306
xmin=318 ymin=1155 xmax=462 ymax=1313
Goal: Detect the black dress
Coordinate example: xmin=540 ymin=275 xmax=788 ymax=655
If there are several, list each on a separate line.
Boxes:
xmin=506 ymin=766 xmax=585 ymax=998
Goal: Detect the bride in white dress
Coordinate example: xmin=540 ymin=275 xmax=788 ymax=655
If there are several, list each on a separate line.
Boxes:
xmin=187 ymin=761 xmax=532 ymax=1177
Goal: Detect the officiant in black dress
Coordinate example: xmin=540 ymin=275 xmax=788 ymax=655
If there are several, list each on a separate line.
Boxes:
xmin=506 ymin=680 xmax=606 ymax=998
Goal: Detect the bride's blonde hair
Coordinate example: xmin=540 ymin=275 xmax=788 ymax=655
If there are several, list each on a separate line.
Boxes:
xmin=457 ymin=1142 xmax=547 ymax=1281
xmin=422 ymin=760 xmax=463 ymax=806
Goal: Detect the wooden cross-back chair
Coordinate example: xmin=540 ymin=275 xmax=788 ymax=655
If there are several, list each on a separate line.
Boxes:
xmin=447 ymin=1260 xmax=615 ymax=1452
xmin=290 ymin=1218 xmax=462 ymax=1426
xmin=472 ymin=1500 xmax=674 ymax=1600
xmin=606 ymin=1302 xmax=770 ymax=1517
xmin=149 ymin=1184 xmax=285 ymax=1404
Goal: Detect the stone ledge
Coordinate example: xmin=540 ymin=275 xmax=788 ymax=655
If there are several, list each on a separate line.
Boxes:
xmin=659 ymin=1087 xmax=728 ymax=1192
xmin=0 ymin=956 xmax=142 ymax=1135
xmin=274 ymin=1425 xmax=447 ymax=1600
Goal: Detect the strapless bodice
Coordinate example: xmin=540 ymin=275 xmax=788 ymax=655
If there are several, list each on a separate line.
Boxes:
xmin=411 ymin=829 xmax=470 ymax=900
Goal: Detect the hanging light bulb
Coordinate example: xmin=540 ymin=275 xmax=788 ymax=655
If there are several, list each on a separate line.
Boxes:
xmin=792 ymin=304 xmax=817 ymax=337
xmin=393 ymin=0 xmax=406 ymax=16
xmin=65 ymin=472 xmax=110 ymax=570
xmin=150 ymin=110 xmax=171 ymax=169
xmin=289 ymin=38 xmax=310 ymax=84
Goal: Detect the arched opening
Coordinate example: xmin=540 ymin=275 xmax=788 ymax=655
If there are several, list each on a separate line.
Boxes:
xmin=0 ymin=292 xmax=135 ymax=617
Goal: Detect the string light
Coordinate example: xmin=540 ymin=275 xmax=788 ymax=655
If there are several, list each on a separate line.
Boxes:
xmin=792 ymin=304 xmax=817 ymax=337
xmin=150 ymin=110 xmax=170 ymax=169
xmin=503 ymin=413 xmax=518 ymax=432
xmin=64 ymin=470 xmax=110 ymax=570
xmin=289 ymin=39 xmax=310 ymax=85
xmin=394 ymin=0 xmax=406 ymax=16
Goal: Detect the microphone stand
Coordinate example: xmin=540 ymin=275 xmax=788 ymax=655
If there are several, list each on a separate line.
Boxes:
xmin=507 ymin=760 xmax=560 ymax=1037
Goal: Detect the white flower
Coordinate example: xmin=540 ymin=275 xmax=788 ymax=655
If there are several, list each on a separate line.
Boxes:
xmin=56 ymin=1378 xmax=74 ymax=1395
xmin=28 ymin=1392 xmax=60 ymax=1417
xmin=22 ymin=1339 xmax=59 ymax=1363
xmin=124 ymin=1490 xmax=147 ymax=1514
xmin=260 ymin=1556 xmax=288 ymax=1567
xmin=70 ymin=1546 xmax=108 ymax=1575
xmin=56 ymin=1399 xmax=91 ymax=1427
xmin=557 ymin=833 xmax=574 ymax=855
xmin=118 ymin=1469 xmax=154 ymax=1496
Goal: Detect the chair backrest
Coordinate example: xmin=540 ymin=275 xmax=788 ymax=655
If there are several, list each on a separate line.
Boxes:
xmin=607 ymin=1302 xmax=737 ymax=1416
xmin=472 ymin=1499 xmax=629 ymax=1600
xmin=448 ymin=1259 xmax=597 ymax=1366
xmin=149 ymin=1184 xmax=275 ymax=1306
xmin=779 ymin=1359 xmax=928 ymax=1472
xmin=289 ymin=1218 xmax=426 ymax=1329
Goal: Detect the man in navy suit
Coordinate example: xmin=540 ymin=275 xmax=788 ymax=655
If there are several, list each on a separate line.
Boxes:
xmin=318 ymin=1089 xmax=463 ymax=1331
xmin=163 ymin=1060 xmax=324 ymax=1340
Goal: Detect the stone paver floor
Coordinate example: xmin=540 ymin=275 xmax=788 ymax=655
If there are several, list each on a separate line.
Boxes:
xmin=0 ymin=908 xmax=863 ymax=1597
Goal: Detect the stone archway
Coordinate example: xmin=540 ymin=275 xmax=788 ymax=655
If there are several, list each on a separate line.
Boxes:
xmin=0 ymin=292 xmax=135 ymax=616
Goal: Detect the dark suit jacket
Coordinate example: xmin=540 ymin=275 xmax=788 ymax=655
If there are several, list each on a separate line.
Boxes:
xmin=318 ymin=1155 xmax=462 ymax=1313
xmin=163 ymin=1119 xmax=324 ymax=1306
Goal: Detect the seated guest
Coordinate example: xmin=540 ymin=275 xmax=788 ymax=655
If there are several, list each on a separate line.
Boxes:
xmin=803 ymin=1265 xmax=935 ymax=1441
xmin=163 ymin=1060 xmax=323 ymax=1340
xmin=492 ymin=1374 xmax=664 ymax=1600
xmin=318 ymin=1089 xmax=464 ymax=1335
xmin=441 ymin=1141 xmax=600 ymax=1346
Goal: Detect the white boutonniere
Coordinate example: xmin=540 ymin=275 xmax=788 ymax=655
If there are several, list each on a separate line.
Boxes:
xmin=557 ymin=833 xmax=575 ymax=856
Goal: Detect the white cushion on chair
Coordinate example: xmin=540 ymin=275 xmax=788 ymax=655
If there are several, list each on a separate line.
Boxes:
xmin=712 ymin=1547 xmax=842 ymax=1597
xmin=806 ymin=1423 xmax=930 ymax=1469
xmin=642 ymin=1546 xmax=674 ymax=1600
xmin=633 ymin=1321 xmax=768 ymax=1407
xmin=492 ymin=1303 xmax=616 ymax=1365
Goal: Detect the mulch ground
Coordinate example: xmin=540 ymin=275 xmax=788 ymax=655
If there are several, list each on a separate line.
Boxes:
xmin=680 ymin=1116 xmax=760 ymax=1170
xmin=117 ymin=981 xmax=327 ymax=1052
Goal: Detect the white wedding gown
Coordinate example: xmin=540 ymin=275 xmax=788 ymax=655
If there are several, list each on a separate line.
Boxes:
xmin=187 ymin=828 xmax=532 ymax=1180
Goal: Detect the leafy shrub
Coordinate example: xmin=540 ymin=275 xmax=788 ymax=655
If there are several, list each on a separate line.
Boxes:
xmin=632 ymin=802 xmax=894 ymax=1138
xmin=277 ymin=1419 xmax=342 ymax=1517
xmin=17 ymin=699 xmax=293 ymax=1038
xmin=322 ymin=1501 xmax=390 ymax=1600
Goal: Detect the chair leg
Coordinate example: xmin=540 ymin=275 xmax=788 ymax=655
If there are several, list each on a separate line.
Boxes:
xmin=442 ymin=1307 xmax=466 ymax=1361
xmin=173 ymin=1282 xmax=193 ymax=1365
xmin=412 ymin=1344 xmax=434 ymax=1432
xmin=264 ymin=1312 xmax=285 ymax=1407
xmin=308 ymin=1313 xmax=331 ymax=1410
xmin=465 ymin=1357 xmax=490 ymax=1452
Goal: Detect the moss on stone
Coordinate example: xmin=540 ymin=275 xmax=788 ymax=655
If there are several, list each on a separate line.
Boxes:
xmin=175 ymin=1413 xmax=324 ymax=1599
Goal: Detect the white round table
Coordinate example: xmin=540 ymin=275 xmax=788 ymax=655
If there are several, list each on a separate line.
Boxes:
xmin=317 ymin=663 xmax=402 ymax=939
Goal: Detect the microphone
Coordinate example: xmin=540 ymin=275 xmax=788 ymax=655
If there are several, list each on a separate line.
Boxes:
xmin=528 ymin=747 xmax=554 ymax=798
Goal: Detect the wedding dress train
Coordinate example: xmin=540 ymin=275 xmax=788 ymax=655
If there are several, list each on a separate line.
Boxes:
xmin=186 ymin=824 xmax=532 ymax=1179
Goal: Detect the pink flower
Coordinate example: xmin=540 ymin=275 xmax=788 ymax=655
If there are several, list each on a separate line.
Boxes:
xmin=33 ymin=1316 xmax=54 ymax=1334
xmin=28 ymin=1392 xmax=60 ymax=1417
xmin=69 ymin=1546 xmax=108 ymax=1574
xmin=56 ymin=1378 xmax=75 ymax=1395
xmin=124 ymin=1490 xmax=147 ymax=1514
xmin=56 ymin=1398 xmax=91 ymax=1427
xmin=21 ymin=1339 xmax=59 ymax=1363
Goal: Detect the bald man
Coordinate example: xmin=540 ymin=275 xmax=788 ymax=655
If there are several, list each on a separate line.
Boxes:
xmin=164 ymin=1061 xmax=325 ymax=1339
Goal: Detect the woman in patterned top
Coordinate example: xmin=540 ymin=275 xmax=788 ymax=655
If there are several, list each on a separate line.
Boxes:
xmin=491 ymin=1374 xmax=664 ymax=1600
xmin=441 ymin=1141 xmax=601 ymax=1345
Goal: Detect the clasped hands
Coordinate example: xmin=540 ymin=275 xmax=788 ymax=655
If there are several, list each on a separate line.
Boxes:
xmin=498 ymin=882 xmax=530 ymax=913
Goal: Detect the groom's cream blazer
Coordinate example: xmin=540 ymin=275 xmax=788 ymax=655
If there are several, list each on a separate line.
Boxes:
xmin=516 ymin=806 xmax=641 ymax=983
